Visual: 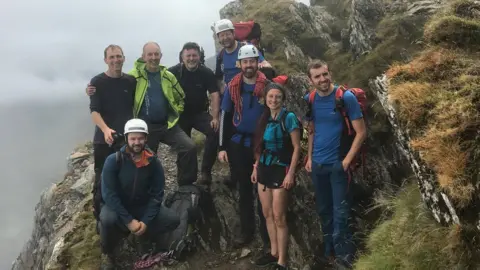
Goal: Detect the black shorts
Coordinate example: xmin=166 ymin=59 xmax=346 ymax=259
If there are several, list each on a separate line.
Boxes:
xmin=258 ymin=164 xmax=288 ymax=189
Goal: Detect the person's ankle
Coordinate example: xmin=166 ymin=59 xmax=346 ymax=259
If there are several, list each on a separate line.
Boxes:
xmin=270 ymin=251 xmax=279 ymax=257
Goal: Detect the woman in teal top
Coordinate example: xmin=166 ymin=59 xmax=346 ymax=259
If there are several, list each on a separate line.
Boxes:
xmin=251 ymin=83 xmax=301 ymax=269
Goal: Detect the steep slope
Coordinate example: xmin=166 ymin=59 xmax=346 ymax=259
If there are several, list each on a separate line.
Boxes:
xmin=12 ymin=0 xmax=480 ymax=269
xmin=370 ymin=0 xmax=480 ymax=228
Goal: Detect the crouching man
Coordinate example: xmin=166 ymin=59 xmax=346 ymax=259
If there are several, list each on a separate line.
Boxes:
xmin=99 ymin=118 xmax=180 ymax=269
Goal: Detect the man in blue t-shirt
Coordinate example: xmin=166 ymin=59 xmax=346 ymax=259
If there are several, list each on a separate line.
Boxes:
xmin=304 ymin=60 xmax=367 ymax=269
xmin=217 ymin=44 xmax=270 ymax=254
xmin=213 ymin=19 xmax=272 ymax=93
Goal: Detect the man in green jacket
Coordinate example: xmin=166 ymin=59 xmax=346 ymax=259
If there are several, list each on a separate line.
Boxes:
xmin=86 ymin=42 xmax=198 ymax=186
xmin=130 ymin=41 xmax=197 ymax=186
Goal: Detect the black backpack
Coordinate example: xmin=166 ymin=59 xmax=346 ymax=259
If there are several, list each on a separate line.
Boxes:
xmin=161 ymin=184 xmax=203 ymax=260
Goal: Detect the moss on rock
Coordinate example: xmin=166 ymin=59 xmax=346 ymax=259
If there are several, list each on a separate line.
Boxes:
xmin=385 ymin=0 xmax=480 ymax=207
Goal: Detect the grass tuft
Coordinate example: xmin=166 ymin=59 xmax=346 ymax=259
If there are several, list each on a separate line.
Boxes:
xmin=384 ymin=1 xmax=480 ymax=207
xmin=355 ymin=182 xmax=480 ymax=270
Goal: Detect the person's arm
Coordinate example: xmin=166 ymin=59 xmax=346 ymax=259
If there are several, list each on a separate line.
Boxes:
xmin=206 ymin=68 xmax=221 ymax=118
xmin=286 ymin=113 xmax=301 ymax=173
xmin=140 ymin=159 xmax=165 ymax=225
xmin=89 ymin=78 xmax=109 ymax=133
xmin=343 ymin=92 xmax=367 ymax=166
xmin=257 ymin=50 xmax=272 ymax=68
xmin=101 ymin=155 xmax=134 ymax=225
xmin=219 ymin=85 xmax=233 ymax=151
xmin=215 ymin=52 xmax=226 ymax=95
xmin=166 ymin=70 xmax=185 ymax=114
xmin=307 ymin=126 xmax=313 ymax=161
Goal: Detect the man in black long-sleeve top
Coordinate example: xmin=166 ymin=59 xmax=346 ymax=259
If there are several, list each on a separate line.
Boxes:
xmin=88 ymin=44 xmax=136 ymax=221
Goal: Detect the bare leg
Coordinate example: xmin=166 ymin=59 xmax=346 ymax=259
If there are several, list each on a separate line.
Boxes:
xmin=258 ymin=184 xmax=278 ymax=256
xmin=273 ymin=188 xmax=289 ymax=266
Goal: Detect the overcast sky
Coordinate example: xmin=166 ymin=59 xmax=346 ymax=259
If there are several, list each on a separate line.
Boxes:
xmin=0 ymin=0 xmax=310 ymax=267
xmin=0 ymin=0 xmax=309 ymax=103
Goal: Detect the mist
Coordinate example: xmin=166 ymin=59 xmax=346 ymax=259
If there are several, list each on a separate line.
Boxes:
xmin=0 ymin=0 xmax=309 ymax=267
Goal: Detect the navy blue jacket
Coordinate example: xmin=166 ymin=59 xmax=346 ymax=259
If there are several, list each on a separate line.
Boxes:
xmin=101 ymin=145 xmax=165 ymax=225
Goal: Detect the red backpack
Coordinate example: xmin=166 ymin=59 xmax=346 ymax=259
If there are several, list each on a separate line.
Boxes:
xmin=232 ymin=20 xmax=262 ymax=48
xmin=307 ymin=85 xmax=368 ymax=178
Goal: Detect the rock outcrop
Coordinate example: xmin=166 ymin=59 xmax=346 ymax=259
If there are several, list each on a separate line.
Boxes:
xmin=14 ymin=0 xmax=480 ymax=269
xmin=12 ymin=145 xmax=95 ymax=270
xmin=348 ymin=0 xmax=385 ymax=58
xmin=368 ymin=0 xmax=480 ymax=229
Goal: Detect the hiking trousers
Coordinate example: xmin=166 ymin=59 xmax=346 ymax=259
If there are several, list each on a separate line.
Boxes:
xmin=311 ymin=161 xmax=355 ymax=264
xmin=178 ymin=111 xmax=218 ymax=174
xmin=147 ymin=123 xmax=198 ymax=186
xmin=99 ymin=204 xmax=180 ymax=254
xmin=228 ymin=141 xmax=269 ymax=247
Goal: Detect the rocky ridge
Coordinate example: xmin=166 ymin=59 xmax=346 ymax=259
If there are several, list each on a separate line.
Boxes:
xmin=12 ymin=0 xmax=480 ymax=269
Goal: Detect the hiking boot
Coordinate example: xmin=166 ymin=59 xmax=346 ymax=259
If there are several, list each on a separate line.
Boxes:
xmin=100 ymin=254 xmax=115 ymax=270
xmin=316 ymin=255 xmax=335 ymax=267
xmin=334 ymin=258 xmax=353 ymax=270
xmin=253 ymin=252 xmax=278 ymax=267
xmin=197 ymin=171 xmax=212 ymax=185
xmin=274 ymin=263 xmax=287 ymax=270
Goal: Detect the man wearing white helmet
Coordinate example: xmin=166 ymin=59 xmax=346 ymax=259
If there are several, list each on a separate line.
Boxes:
xmin=217 ymin=44 xmax=271 ymax=261
xmin=213 ymin=19 xmax=272 ymax=93
xmin=98 ymin=118 xmax=180 ymax=269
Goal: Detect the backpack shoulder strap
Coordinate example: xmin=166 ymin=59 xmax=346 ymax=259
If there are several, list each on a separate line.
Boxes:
xmin=115 ymin=151 xmax=123 ymax=169
xmin=308 ymin=91 xmax=316 ymax=105
xmin=217 ymin=48 xmax=225 ymax=63
xmin=280 ymin=110 xmax=289 ymax=135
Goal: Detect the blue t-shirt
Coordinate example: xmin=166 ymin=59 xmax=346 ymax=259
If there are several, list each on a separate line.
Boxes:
xmin=260 ymin=108 xmax=300 ymax=166
xmin=218 ymin=42 xmax=265 ymax=84
xmin=221 ymin=82 xmax=265 ymax=147
xmin=304 ymin=86 xmax=363 ymax=164
xmin=139 ymin=70 xmax=169 ymax=124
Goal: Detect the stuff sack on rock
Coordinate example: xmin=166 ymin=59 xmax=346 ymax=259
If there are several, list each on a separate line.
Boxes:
xmin=233 ymin=20 xmax=262 ymax=50
xmin=162 ymin=184 xmax=203 ymax=260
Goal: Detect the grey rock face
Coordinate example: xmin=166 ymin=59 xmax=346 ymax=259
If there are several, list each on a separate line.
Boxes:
xmin=12 ymin=146 xmax=94 ymax=270
xmin=369 ymin=75 xmax=463 ymax=226
xmin=348 ymin=0 xmax=385 ymax=58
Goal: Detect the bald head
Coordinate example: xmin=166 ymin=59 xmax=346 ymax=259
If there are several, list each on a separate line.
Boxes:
xmin=142 ymin=41 xmax=162 ymax=72
xmin=143 ymin=41 xmax=161 ymax=54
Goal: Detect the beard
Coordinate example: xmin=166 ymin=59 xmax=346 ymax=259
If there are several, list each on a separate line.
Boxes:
xmin=243 ymin=67 xmax=257 ymax=78
xmin=127 ymin=143 xmax=145 ymax=154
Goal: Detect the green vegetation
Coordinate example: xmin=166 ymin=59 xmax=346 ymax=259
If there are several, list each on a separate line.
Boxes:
xmin=55 ymin=198 xmax=102 ymax=269
xmin=386 ymin=0 xmax=480 ymax=207
xmin=355 ymin=182 xmax=480 ymax=270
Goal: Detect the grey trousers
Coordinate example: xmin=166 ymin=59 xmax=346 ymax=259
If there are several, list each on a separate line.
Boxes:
xmin=99 ymin=204 xmax=180 ymax=254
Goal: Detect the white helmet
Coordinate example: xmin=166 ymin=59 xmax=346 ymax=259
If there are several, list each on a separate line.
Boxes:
xmin=238 ymin=44 xmax=260 ymax=60
xmin=124 ymin=119 xmax=149 ymax=135
xmin=214 ymin=19 xmax=234 ymax=35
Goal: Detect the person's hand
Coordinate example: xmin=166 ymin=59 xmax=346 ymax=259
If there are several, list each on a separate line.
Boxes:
xmin=258 ymin=60 xmax=272 ymax=68
xmin=342 ymin=159 xmax=351 ymax=172
xmin=281 ymin=173 xmax=295 ymax=190
xmin=218 ymin=151 xmax=229 ymax=163
xmin=251 ymin=167 xmax=258 ymax=184
xmin=134 ymin=222 xmax=147 ymax=236
xmin=305 ymin=158 xmax=312 ymax=173
xmin=86 ymin=83 xmax=96 ymax=96
xmin=103 ymin=128 xmax=116 ymax=145
xmin=210 ymin=117 xmax=219 ymax=132
xmin=127 ymin=219 xmax=141 ymax=233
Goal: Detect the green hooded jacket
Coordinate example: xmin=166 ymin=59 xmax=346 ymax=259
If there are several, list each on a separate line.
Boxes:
xmin=129 ymin=58 xmax=185 ymax=129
